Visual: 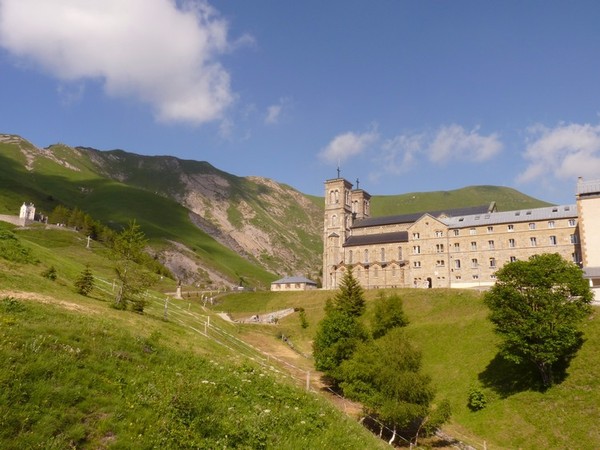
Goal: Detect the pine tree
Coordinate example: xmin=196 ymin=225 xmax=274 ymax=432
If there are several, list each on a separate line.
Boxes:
xmin=313 ymin=268 xmax=368 ymax=380
xmin=329 ymin=268 xmax=366 ymax=317
xmin=74 ymin=265 xmax=95 ymax=296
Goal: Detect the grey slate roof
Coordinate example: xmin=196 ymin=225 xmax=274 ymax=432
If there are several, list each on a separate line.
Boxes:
xmin=583 ymin=267 xmax=600 ymax=279
xmin=271 ymin=276 xmax=317 ymax=285
xmin=577 ymin=178 xmax=600 ymax=196
xmin=443 ymin=204 xmax=577 ymax=228
xmin=343 ymin=231 xmax=408 ymax=247
xmin=351 ymin=204 xmax=492 ymax=229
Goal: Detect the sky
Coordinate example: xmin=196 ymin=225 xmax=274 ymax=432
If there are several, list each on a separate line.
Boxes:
xmin=1 ymin=1 xmax=600 ymax=205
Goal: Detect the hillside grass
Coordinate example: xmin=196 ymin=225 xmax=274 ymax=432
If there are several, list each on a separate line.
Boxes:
xmin=371 ymin=185 xmax=551 ymax=216
xmin=0 ymin=143 xmax=276 ymax=288
xmin=0 ymin=224 xmax=387 ymax=449
xmin=213 ymin=288 xmax=600 ymax=449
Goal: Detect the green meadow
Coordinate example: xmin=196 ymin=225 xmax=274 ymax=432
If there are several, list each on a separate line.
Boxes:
xmin=214 ymin=288 xmax=600 ymax=449
xmin=0 ymin=223 xmax=387 ymax=449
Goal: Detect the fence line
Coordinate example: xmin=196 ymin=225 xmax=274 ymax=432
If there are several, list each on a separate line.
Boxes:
xmin=92 ymin=276 xmax=465 ymax=449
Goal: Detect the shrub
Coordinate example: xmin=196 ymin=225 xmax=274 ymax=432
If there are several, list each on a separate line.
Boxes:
xmin=299 ymin=309 xmax=309 ymax=329
xmin=42 ymin=266 xmax=57 ymax=281
xmin=467 ymin=386 xmax=487 ymax=411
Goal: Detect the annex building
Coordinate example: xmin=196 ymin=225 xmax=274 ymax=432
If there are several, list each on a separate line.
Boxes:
xmin=323 ymin=176 xmax=600 ymax=296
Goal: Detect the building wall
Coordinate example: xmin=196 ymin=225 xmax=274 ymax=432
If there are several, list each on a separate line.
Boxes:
xmin=270 ymin=282 xmax=316 ymax=291
xmin=577 ymin=192 xmax=600 ymax=267
xmin=446 ymin=216 xmax=578 ymax=289
xmin=323 ymin=177 xmax=584 ymax=290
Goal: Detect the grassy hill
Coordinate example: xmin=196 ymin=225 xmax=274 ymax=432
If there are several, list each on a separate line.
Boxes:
xmin=212 ymin=289 xmax=600 ymax=449
xmin=0 ymin=136 xmax=276 ymax=288
xmin=0 ymin=222 xmax=387 ymax=449
xmin=371 ymin=185 xmax=551 ymax=217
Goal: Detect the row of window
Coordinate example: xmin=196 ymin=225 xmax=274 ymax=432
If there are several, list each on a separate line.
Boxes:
xmin=354 ymin=265 xmax=401 ymax=278
xmin=417 ymin=235 xmax=578 ymax=254
xmin=411 ymin=220 xmax=577 ymax=240
xmin=347 ymin=247 xmax=403 ymax=264
xmin=414 ymin=257 xmax=498 ymax=269
xmin=347 ymin=232 xmax=579 ymax=264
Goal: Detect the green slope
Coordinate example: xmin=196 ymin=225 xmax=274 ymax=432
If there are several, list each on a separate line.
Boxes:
xmin=371 ymin=185 xmax=551 ymax=217
xmin=213 ymin=288 xmax=600 ymax=449
xmin=0 ymin=224 xmax=387 ymax=449
xmin=0 ymin=139 xmax=275 ymax=287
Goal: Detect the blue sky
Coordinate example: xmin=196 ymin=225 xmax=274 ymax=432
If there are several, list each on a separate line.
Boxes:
xmin=1 ymin=1 xmax=600 ymax=205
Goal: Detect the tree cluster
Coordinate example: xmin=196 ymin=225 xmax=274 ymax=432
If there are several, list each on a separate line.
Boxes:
xmin=49 ymin=205 xmax=172 ymax=279
xmin=313 ymin=269 xmax=449 ymax=445
xmin=49 ymin=205 xmax=114 ymax=243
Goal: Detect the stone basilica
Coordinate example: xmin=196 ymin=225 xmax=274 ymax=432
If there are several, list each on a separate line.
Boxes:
xmin=322 ymin=177 xmax=600 ymax=298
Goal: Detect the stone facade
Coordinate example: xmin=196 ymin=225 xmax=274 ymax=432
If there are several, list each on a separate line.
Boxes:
xmin=323 ymin=177 xmax=590 ymax=291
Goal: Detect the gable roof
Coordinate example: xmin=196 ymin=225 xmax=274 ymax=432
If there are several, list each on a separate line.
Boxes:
xmin=443 ymin=204 xmax=577 ymax=228
xmin=351 ymin=204 xmax=493 ymax=229
xmin=343 ymin=231 xmax=408 ymax=247
xmin=271 ymin=276 xmax=317 ymax=285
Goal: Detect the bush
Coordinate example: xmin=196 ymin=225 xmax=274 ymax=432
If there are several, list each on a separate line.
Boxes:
xmin=299 ymin=309 xmax=309 ymax=329
xmin=467 ymin=386 xmax=487 ymax=411
xmin=42 ymin=266 xmax=57 ymax=281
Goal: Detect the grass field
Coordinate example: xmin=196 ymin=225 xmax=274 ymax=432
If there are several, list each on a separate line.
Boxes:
xmin=212 ymin=287 xmax=600 ymax=449
xmin=0 ymin=223 xmax=388 ymax=449
xmin=2 ymin=180 xmax=598 ymax=448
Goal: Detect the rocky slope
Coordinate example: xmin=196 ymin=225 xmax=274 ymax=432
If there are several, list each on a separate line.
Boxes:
xmin=78 ymin=147 xmax=324 ymax=280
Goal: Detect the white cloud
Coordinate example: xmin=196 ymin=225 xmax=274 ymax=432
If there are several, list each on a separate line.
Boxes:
xmin=428 ymin=124 xmax=502 ymax=164
xmin=265 ymin=104 xmax=282 ymax=125
xmin=264 ymin=97 xmax=290 ymax=125
xmin=0 ymin=0 xmax=240 ymax=124
xmin=373 ymin=124 xmax=501 ymax=177
xmin=518 ymin=122 xmax=600 ymax=184
xmin=319 ymin=129 xmax=379 ymax=165
xmin=378 ymin=134 xmax=424 ymax=174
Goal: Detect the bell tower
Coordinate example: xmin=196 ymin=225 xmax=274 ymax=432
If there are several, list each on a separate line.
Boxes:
xmin=351 ymin=178 xmax=371 ymax=221
xmin=323 ymin=177 xmax=354 ymax=289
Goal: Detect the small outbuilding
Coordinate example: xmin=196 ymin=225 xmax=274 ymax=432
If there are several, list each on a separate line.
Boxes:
xmin=270 ymin=276 xmax=318 ymax=291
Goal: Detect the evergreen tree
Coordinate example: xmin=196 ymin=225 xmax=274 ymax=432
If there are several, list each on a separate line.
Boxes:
xmin=74 ymin=265 xmax=95 ymax=296
xmin=313 ymin=309 xmax=368 ymax=378
xmin=112 ymin=220 xmax=154 ymax=312
xmin=329 ymin=268 xmax=366 ymax=317
xmin=313 ymin=268 xmax=369 ymax=380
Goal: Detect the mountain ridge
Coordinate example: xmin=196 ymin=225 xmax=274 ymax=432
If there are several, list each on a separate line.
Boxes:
xmin=0 ymin=133 xmax=550 ymax=287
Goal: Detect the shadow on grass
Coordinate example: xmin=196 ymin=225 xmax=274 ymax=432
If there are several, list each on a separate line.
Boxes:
xmin=478 ymin=354 xmax=542 ymax=397
xmin=479 ymin=339 xmax=584 ymax=397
